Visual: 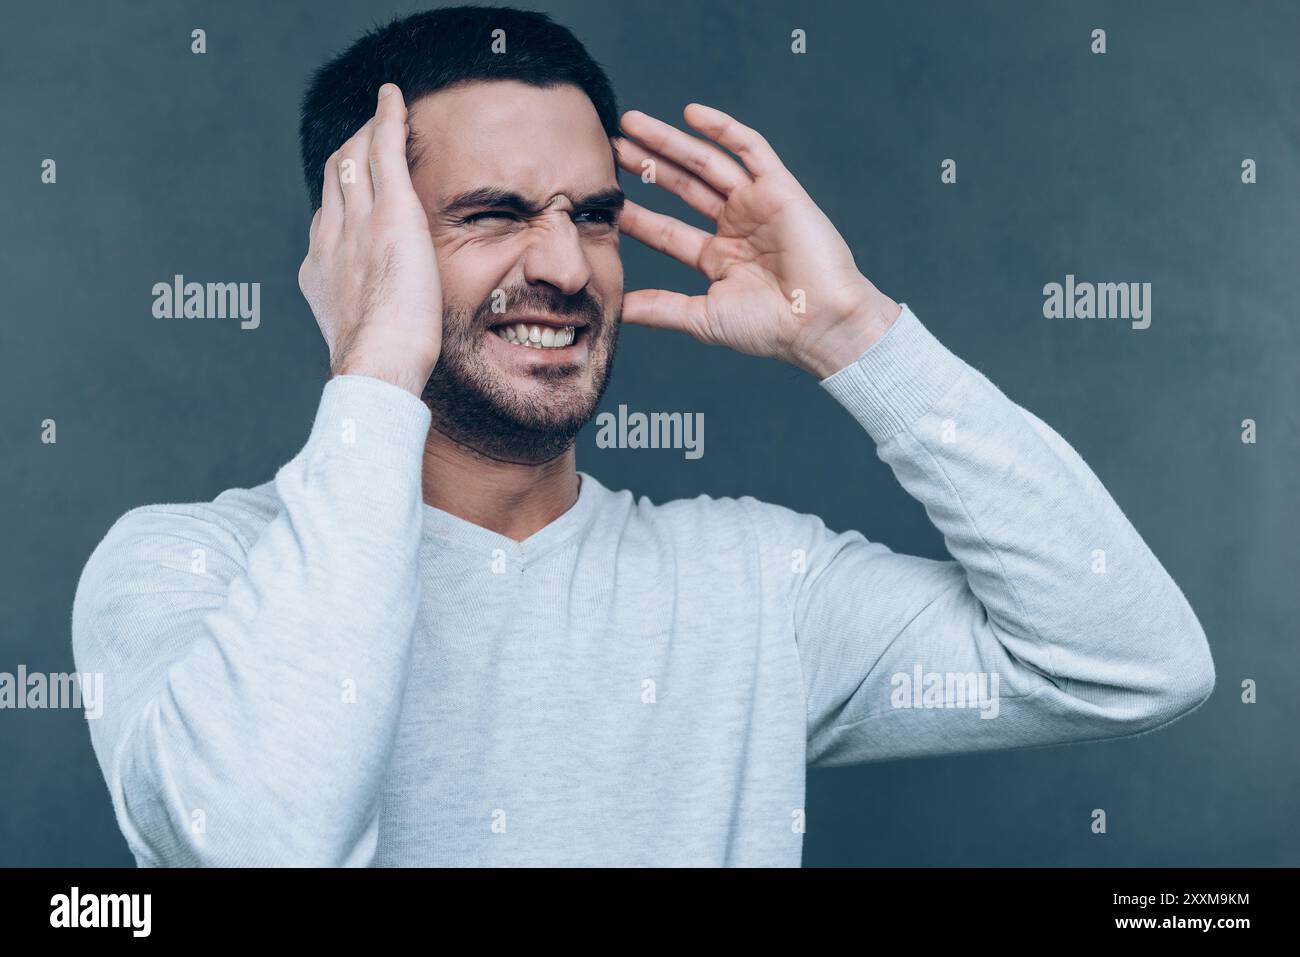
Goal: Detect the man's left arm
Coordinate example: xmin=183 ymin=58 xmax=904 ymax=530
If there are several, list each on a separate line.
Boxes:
xmin=613 ymin=103 xmax=1215 ymax=766
xmin=753 ymin=300 xmax=1215 ymax=766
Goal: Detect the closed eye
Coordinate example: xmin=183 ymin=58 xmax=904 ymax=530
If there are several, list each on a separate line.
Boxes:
xmin=463 ymin=209 xmax=618 ymax=225
xmin=464 ymin=211 xmax=516 ymax=223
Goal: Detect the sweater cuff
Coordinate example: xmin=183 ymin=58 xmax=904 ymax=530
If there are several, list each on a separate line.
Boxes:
xmin=304 ymin=374 xmax=432 ymax=472
xmin=817 ymin=302 xmax=972 ymax=445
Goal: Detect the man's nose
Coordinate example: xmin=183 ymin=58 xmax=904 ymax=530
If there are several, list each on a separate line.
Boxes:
xmin=520 ymin=215 xmax=593 ymax=297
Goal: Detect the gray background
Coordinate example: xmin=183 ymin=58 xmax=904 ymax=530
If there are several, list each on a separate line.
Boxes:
xmin=1 ymin=0 xmax=1296 ymax=866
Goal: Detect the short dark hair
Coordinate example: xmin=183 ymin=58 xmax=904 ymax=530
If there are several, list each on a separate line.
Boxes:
xmin=298 ymin=5 xmax=620 ymax=210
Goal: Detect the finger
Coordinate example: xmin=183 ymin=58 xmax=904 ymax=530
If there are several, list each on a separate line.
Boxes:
xmin=320 ymin=151 xmax=344 ymax=234
xmin=617 ymin=198 xmax=712 ymax=275
xmin=680 ymin=103 xmax=790 ymax=181
xmin=337 ymin=116 xmax=377 ymax=218
xmin=370 ymin=83 xmax=415 ymax=202
xmin=619 ymin=109 xmax=752 ymax=198
xmin=622 ymin=288 xmax=709 ymax=337
xmin=308 ymin=207 xmax=322 ymax=244
xmin=613 ymin=135 xmax=726 ymax=223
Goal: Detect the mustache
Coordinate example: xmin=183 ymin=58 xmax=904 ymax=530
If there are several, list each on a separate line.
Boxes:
xmin=469 ymin=288 xmax=604 ymax=331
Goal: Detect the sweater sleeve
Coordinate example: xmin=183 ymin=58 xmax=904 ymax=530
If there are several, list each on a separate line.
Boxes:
xmin=71 ymin=374 xmax=431 ymax=865
xmin=750 ymin=303 xmax=1215 ymax=768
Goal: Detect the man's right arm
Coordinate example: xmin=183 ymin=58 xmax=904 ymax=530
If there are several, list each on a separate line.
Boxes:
xmin=72 ymin=82 xmax=444 ymax=866
xmin=73 ymin=375 xmax=431 ymax=865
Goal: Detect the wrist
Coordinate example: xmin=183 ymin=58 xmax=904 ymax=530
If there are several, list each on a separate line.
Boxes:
xmin=332 ymin=352 xmax=435 ymax=398
xmin=797 ymin=287 xmax=902 ymax=380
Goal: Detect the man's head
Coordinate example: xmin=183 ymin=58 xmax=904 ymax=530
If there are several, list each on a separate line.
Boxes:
xmin=299 ymin=6 xmax=624 ymax=464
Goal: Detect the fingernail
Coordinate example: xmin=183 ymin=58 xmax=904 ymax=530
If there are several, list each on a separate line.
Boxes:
xmin=378 ymin=84 xmax=395 ymax=100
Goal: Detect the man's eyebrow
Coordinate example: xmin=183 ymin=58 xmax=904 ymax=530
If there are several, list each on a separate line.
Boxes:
xmin=440 ymin=186 xmax=625 ymax=217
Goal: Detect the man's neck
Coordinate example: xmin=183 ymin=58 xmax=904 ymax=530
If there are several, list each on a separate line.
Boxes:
xmin=420 ymin=426 xmax=580 ymax=543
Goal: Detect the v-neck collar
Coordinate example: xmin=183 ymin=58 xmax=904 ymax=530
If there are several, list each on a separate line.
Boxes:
xmin=420 ymin=470 xmax=603 ymax=566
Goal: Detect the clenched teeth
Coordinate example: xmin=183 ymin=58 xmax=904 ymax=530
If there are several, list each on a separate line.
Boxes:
xmin=494 ymin=323 xmax=577 ymax=349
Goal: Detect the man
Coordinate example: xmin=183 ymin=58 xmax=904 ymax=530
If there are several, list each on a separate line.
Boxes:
xmin=72 ymin=6 xmax=1215 ymax=867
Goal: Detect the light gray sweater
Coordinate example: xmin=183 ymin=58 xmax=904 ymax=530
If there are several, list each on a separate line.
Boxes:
xmin=71 ymin=303 xmax=1216 ymax=866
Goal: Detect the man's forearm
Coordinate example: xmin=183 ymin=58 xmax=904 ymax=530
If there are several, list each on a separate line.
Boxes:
xmin=73 ymin=375 xmax=431 ymax=865
xmin=802 ymin=303 xmax=1215 ymax=763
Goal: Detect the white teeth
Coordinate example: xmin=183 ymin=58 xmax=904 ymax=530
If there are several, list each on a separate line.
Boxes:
xmin=494 ymin=325 xmax=578 ymax=349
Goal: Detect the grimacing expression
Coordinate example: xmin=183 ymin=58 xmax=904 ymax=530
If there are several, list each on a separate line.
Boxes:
xmin=408 ymin=80 xmax=624 ymax=464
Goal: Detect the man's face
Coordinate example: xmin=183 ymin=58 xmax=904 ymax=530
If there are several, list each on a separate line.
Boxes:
xmin=407 ymin=80 xmax=623 ymax=464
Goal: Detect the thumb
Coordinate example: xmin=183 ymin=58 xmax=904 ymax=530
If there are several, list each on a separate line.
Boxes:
xmin=622 ymin=288 xmax=709 ymax=339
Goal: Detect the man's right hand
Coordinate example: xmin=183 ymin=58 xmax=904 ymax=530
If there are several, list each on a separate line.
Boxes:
xmin=298 ymin=83 xmax=443 ymax=397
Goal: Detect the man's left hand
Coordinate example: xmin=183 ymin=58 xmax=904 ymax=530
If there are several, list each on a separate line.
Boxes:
xmin=614 ymin=103 xmax=901 ymax=379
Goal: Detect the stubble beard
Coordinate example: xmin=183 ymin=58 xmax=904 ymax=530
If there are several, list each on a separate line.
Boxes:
xmin=420 ymin=293 xmax=620 ymax=465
